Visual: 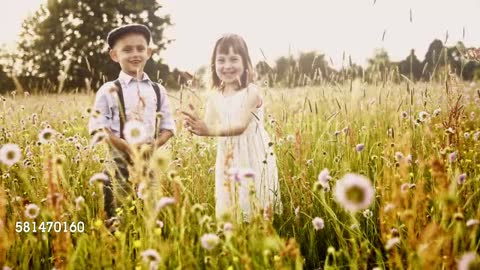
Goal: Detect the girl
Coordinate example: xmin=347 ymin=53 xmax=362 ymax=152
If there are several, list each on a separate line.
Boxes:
xmin=182 ymin=34 xmax=282 ymax=221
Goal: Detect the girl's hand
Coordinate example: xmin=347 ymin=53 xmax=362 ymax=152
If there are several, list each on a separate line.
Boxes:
xmin=181 ymin=104 xmax=210 ymax=136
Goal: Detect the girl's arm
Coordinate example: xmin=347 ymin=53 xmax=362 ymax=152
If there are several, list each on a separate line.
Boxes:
xmin=182 ymin=87 xmax=261 ymax=137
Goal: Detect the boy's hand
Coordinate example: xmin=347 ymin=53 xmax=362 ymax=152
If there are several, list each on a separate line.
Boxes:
xmin=103 ymin=128 xmax=134 ymax=163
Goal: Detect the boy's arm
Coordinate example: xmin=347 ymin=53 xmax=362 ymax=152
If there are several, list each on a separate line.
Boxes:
xmin=155 ymin=84 xmax=176 ymax=146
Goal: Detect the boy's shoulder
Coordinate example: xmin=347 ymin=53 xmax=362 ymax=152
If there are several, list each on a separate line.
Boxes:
xmin=96 ymin=81 xmax=118 ymax=96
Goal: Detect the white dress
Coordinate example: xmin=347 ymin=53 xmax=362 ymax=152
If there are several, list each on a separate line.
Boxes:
xmin=205 ymin=85 xmax=282 ymax=220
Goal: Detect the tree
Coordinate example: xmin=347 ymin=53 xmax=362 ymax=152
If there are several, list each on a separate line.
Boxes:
xmin=365 ymin=48 xmax=394 ymax=84
xmin=398 ymin=49 xmax=422 ymax=81
xmin=14 ymin=0 xmax=172 ymax=92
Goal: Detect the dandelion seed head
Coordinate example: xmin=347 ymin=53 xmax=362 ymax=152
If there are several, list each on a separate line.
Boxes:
xmin=155 ymin=197 xmax=176 ymax=211
xmin=38 ymin=128 xmax=56 ymax=144
xmin=355 ymin=143 xmax=365 ymax=152
xmin=141 ymin=249 xmax=161 ymax=264
xmin=0 ymin=143 xmax=22 ymax=167
xmin=124 ymin=120 xmax=147 ymax=144
xmin=458 ymin=252 xmax=480 ymax=270
xmin=385 ymin=237 xmax=400 ymax=250
xmin=88 ymin=172 xmax=109 ymax=186
xmin=312 ymin=217 xmax=325 ymax=230
xmin=200 ymin=233 xmax=220 ymax=250
xmin=333 ymin=173 xmax=375 ymax=213
xmin=25 ymin=203 xmax=40 ymax=219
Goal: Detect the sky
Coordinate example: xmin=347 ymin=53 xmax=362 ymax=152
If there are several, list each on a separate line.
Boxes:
xmin=2 ymin=0 xmax=480 ymax=72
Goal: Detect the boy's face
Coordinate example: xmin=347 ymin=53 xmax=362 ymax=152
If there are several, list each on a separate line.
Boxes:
xmin=109 ymin=33 xmax=152 ymax=78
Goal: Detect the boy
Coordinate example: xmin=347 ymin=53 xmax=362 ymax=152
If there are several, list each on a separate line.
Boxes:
xmin=88 ymin=24 xmax=175 ymax=219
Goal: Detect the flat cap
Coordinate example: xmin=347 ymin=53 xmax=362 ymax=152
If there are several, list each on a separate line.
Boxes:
xmin=107 ymin=24 xmax=151 ymax=48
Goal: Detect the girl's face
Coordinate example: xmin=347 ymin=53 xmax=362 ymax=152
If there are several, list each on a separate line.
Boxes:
xmin=215 ymin=47 xmax=245 ymax=88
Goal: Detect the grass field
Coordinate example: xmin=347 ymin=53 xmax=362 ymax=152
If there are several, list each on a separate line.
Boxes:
xmin=0 ymin=79 xmax=479 ymax=269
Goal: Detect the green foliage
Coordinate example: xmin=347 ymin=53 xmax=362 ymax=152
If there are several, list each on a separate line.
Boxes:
xmin=13 ymin=0 xmax=171 ymax=92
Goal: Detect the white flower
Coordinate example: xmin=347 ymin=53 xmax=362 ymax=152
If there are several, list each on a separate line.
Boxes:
xmin=123 ymin=120 xmax=147 ymax=144
xmin=156 ymin=220 xmax=164 ymax=228
xmin=385 ymin=237 xmax=400 ymax=250
xmin=223 ymin=222 xmax=234 ymax=232
xmin=384 ymin=203 xmax=395 ymax=213
xmin=466 ymin=219 xmax=480 ymax=227
xmin=137 ymin=182 xmax=146 ymax=200
xmin=312 ymin=217 xmax=325 ymax=230
xmin=333 ymin=173 xmax=375 ymax=213
xmin=75 ymin=196 xmax=85 ymax=210
xmin=88 ymin=173 xmax=109 ymax=186
xmin=0 ymin=143 xmax=22 ymax=167
xmin=25 ymin=203 xmax=40 ymax=219
xmin=355 ymin=143 xmax=365 ymax=152
xmin=318 ymin=168 xmax=332 ymax=187
xmin=141 ymin=249 xmax=161 ymax=264
xmin=458 ymin=252 xmax=480 ymax=270
xmin=155 ymin=197 xmax=176 ymax=211
xmin=418 ymin=111 xmax=429 ymax=122
xmin=362 ymin=209 xmax=373 ymax=218
xmin=200 ymin=233 xmax=220 ymax=250
xmin=433 ymin=108 xmax=441 ymax=117
xmin=38 ymin=128 xmax=56 ymax=144
xmin=394 ymin=152 xmax=404 ymax=162
xmin=294 ymin=206 xmax=300 ymax=218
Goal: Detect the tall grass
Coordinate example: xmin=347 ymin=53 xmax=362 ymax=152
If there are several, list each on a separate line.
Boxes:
xmin=0 ymin=77 xmax=479 ymax=269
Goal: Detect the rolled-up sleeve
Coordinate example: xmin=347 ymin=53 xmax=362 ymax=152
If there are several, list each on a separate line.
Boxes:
xmin=158 ymin=84 xmax=176 ymax=134
xmin=88 ymin=87 xmax=112 ymax=135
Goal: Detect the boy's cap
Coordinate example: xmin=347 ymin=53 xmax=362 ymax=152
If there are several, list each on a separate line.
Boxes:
xmin=107 ymin=24 xmax=151 ymax=49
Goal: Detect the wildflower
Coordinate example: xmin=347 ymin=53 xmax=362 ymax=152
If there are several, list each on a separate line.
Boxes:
xmin=312 ymin=217 xmax=325 ymax=230
xmin=75 ymin=196 xmax=85 ymax=210
xmin=141 ymin=249 xmax=161 ymax=265
xmin=384 ymin=203 xmax=395 ymax=213
xmin=317 ymin=168 xmax=332 ymax=192
xmin=342 ymin=127 xmax=349 ymax=135
xmin=294 ymin=206 xmax=300 ymax=219
xmin=418 ymin=111 xmax=429 ymax=122
xmin=401 ymin=111 xmax=409 ymax=119
xmin=334 ymin=130 xmax=340 ymax=136
xmin=406 ymin=154 xmax=412 ymax=164
xmin=200 ymin=233 xmax=220 ymax=250
xmin=448 ymin=151 xmax=457 ymax=163
xmin=355 ymin=143 xmax=365 ymax=152
xmin=473 ymin=132 xmax=480 ymax=141
xmin=433 ymin=108 xmax=441 ymax=117
xmin=223 ymin=222 xmax=234 ymax=232
xmin=38 ymin=128 xmax=56 ymax=144
xmin=286 ymin=134 xmax=295 ymax=142
xmin=333 ymin=173 xmax=375 ymax=213
xmin=306 ymin=159 xmax=314 ymax=166
xmin=458 ymin=252 xmax=480 ymax=270
xmin=458 ymin=173 xmax=467 ymax=185
xmin=88 ymin=173 xmax=109 ymax=186
xmin=464 ymin=132 xmax=470 ymax=139
xmin=156 ymin=220 xmax=164 ymax=228
xmin=123 ymin=120 xmax=147 ymax=144
xmin=394 ymin=152 xmax=404 ymax=162
xmin=385 ymin=237 xmax=400 ymax=250
xmin=155 ymin=197 xmax=175 ymax=211
xmin=466 ymin=219 xmax=479 ymax=227
xmin=0 ymin=143 xmax=22 ymax=167
xmin=446 ymin=127 xmax=455 ymax=134
xmin=362 ymin=209 xmax=373 ymax=218
xmin=25 ymin=203 xmax=40 ymax=219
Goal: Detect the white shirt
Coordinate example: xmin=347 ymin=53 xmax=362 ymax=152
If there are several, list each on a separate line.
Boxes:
xmin=88 ymin=71 xmax=176 ymax=141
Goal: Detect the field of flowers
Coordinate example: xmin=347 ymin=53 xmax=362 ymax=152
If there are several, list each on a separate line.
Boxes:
xmin=0 ymin=78 xmax=479 ymax=269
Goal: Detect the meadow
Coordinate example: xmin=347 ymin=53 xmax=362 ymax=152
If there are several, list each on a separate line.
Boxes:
xmin=0 ymin=78 xmax=479 ymax=269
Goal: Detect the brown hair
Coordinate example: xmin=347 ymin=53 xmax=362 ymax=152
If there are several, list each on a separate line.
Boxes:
xmin=211 ymin=34 xmax=254 ymax=89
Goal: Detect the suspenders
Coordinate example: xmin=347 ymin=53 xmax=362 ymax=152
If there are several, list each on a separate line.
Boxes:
xmin=113 ymin=79 xmax=162 ymax=139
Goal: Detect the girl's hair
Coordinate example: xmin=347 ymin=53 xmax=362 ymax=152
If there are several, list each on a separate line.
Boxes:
xmin=211 ymin=34 xmax=254 ymax=89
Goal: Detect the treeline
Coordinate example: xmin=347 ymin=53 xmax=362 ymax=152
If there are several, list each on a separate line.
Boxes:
xmin=0 ymin=0 xmax=191 ymax=95
xmin=254 ymin=40 xmax=480 ymax=88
